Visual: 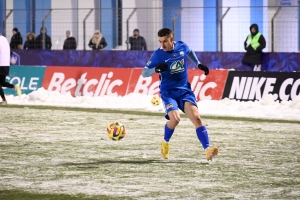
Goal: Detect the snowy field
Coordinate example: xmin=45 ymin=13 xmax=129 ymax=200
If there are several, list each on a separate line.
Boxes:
xmin=0 ymin=89 xmax=300 ymax=199
xmin=4 ymin=88 xmax=300 ymax=121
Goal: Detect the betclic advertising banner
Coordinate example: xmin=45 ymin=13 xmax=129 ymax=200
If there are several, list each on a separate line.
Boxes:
xmin=42 ymin=67 xmax=229 ymax=101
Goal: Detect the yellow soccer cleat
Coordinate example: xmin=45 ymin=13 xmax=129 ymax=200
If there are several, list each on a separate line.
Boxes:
xmin=14 ymin=84 xmax=22 ymax=96
xmin=205 ymin=147 xmax=218 ymax=161
xmin=161 ymin=141 xmax=170 ymax=159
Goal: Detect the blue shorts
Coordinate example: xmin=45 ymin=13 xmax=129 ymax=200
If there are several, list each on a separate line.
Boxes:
xmin=161 ymin=88 xmax=198 ymax=120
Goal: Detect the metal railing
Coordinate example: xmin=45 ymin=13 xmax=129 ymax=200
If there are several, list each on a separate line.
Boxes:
xmin=2 ymin=6 xmax=298 ymax=52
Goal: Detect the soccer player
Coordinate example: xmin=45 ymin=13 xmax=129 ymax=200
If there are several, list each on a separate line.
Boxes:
xmin=0 ymin=34 xmax=22 ymax=105
xmin=142 ymin=28 xmax=218 ymax=161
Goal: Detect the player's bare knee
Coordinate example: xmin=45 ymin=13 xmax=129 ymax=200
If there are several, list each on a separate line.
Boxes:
xmin=168 ymin=117 xmax=180 ymax=128
xmin=174 ymin=117 xmax=180 ymax=125
xmin=193 ymin=116 xmax=203 ymax=127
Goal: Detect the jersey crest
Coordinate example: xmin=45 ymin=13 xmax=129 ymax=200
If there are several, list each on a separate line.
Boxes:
xmin=170 ymin=59 xmax=184 ymax=74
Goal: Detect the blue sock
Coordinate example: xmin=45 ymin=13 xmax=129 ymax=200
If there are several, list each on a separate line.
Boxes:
xmin=196 ymin=126 xmax=210 ymax=150
xmin=164 ymin=124 xmax=174 ymax=142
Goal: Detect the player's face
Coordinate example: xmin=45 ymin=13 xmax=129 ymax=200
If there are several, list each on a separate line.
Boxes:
xmin=158 ymin=35 xmax=174 ymax=51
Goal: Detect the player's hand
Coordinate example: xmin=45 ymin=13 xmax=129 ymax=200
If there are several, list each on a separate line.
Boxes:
xmin=155 ymin=63 xmax=168 ymax=73
xmin=198 ymin=64 xmax=209 ymax=75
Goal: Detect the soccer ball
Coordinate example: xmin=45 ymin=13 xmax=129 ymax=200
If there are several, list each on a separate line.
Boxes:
xmin=107 ymin=122 xmax=126 ymax=141
xmin=151 ymin=95 xmax=161 ymax=106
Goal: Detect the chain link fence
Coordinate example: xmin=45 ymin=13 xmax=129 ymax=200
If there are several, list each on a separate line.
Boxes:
xmin=2 ymin=6 xmax=299 ymax=52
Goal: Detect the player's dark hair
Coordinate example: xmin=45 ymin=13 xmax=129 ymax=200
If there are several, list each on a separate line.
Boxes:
xmin=158 ymin=28 xmax=173 ymax=37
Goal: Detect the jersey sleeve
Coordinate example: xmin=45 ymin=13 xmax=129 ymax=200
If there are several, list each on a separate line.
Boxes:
xmin=183 ymin=42 xmax=191 ymax=54
xmin=183 ymin=41 xmax=200 ymax=66
xmin=145 ymin=51 xmax=159 ymax=69
xmin=142 ymin=51 xmax=160 ymax=77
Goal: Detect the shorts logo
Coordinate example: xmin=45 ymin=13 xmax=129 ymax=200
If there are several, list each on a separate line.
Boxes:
xmin=170 ymin=59 xmax=184 ymax=74
xmin=146 ymin=61 xmax=152 ymax=66
xmin=166 ymin=104 xmax=173 ymax=110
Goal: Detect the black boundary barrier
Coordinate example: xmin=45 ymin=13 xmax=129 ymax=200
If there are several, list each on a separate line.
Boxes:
xmin=222 ymin=71 xmax=300 ymax=101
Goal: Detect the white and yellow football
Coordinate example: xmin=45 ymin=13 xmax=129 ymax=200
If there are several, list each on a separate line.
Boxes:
xmin=107 ymin=121 xmax=126 ymax=141
xmin=151 ymin=95 xmax=161 ymax=106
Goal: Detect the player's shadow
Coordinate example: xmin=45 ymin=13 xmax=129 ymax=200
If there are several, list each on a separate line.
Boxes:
xmin=59 ymin=159 xmax=209 ymax=168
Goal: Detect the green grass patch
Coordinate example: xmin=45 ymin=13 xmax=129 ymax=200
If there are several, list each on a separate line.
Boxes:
xmin=0 ymin=189 xmax=131 ymax=200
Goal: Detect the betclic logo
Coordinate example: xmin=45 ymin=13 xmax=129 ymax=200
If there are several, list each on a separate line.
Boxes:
xmin=42 ymin=67 xmax=131 ymax=97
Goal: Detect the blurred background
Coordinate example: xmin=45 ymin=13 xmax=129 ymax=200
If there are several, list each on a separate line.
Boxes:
xmin=1 ymin=0 xmax=299 ymax=52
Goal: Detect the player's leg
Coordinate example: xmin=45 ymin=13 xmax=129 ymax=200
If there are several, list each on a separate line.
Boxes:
xmin=163 ymin=102 xmax=180 ymax=139
xmin=179 ymin=90 xmax=207 ymax=146
xmin=0 ymin=75 xmax=22 ymax=96
xmin=15 ymin=84 xmax=22 ymax=96
xmin=184 ymin=102 xmax=218 ymax=161
xmin=184 ymin=102 xmax=208 ymax=148
xmin=160 ymin=93 xmax=180 ymax=159
xmin=1 ymin=80 xmax=15 ymax=89
xmin=164 ymin=109 xmax=180 ymax=142
xmin=160 ymin=110 xmax=180 ymax=159
xmin=0 ymin=84 xmax=7 ymax=104
xmin=0 ymin=75 xmax=7 ymax=104
xmin=162 ymin=94 xmax=180 ymax=142
xmin=166 ymin=109 xmax=180 ymax=131
xmin=166 ymin=110 xmax=180 ymax=129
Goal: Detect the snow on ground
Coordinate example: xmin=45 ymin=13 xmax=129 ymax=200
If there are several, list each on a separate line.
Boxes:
xmin=1 ymin=89 xmax=300 ymax=199
xmin=1 ymin=106 xmax=299 ymax=199
xmin=5 ymin=87 xmax=300 ymax=121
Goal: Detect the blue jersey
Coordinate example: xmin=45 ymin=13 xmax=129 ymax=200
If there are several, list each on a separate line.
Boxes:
xmin=146 ymin=41 xmax=191 ymax=93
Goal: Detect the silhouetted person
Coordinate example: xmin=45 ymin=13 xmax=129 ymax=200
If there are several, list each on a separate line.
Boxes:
xmin=126 ymin=29 xmax=147 ymax=50
xmin=35 ymin=27 xmax=52 ymax=49
xmin=10 ymin=28 xmax=23 ymax=49
xmin=63 ymin=30 xmax=77 ymax=50
xmin=88 ymin=30 xmax=107 ymax=50
xmin=242 ymin=24 xmax=266 ymax=71
xmin=23 ymin=32 xmax=36 ymax=49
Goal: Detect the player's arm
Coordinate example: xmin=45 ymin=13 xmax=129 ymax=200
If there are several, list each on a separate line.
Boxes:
xmin=142 ymin=66 xmax=156 ymax=77
xmin=142 ymin=53 xmax=158 ymax=77
xmin=142 ymin=53 xmax=168 ymax=77
xmin=187 ymin=49 xmax=200 ymax=65
xmin=142 ymin=63 xmax=168 ymax=77
xmin=187 ymin=49 xmax=209 ymax=75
